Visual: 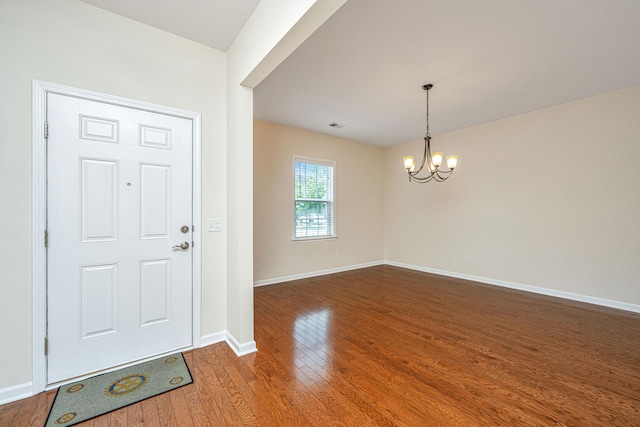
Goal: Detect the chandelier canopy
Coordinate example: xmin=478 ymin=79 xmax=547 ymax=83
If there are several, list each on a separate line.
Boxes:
xmin=402 ymin=84 xmax=458 ymax=183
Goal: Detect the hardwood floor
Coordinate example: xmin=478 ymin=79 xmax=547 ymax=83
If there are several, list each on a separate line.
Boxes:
xmin=2 ymin=265 xmax=640 ymax=426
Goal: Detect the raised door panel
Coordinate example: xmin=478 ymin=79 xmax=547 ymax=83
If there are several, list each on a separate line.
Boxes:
xmin=139 ymin=164 xmax=171 ymax=239
xmin=140 ymin=259 xmax=171 ymax=326
xmin=80 ymin=158 xmax=119 ymax=242
xmin=80 ymin=263 xmax=118 ymax=338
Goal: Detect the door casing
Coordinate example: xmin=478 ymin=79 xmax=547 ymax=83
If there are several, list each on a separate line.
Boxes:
xmin=32 ymin=80 xmax=202 ymax=392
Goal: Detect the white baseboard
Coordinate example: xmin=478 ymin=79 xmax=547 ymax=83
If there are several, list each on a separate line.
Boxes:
xmin=199 ymin=331 xmax=227 ymax=347
xmin=0 ymin=382 xmax=32 ymax=405
xmin=386 ymin=260 xmax=640 ymax=314
xmin=254 ymin=260 xmax=385 ymax=287
xmin=225 ymin=333 xmax=258 ymax=356
xmin=200 ymin=330 xmax=258 ymax=357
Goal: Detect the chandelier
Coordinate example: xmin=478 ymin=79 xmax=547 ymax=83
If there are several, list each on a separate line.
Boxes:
xmin=402 ymin=84 xmax=458 ymax=183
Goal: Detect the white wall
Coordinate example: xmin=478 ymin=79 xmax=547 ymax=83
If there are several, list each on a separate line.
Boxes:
xmin=385 ymin=85 xmax=640 ymax=307
xmin=0 ymin=0 xmax=228 ymax=391
xmin=253 ymin=120 xmax=385 ymax=283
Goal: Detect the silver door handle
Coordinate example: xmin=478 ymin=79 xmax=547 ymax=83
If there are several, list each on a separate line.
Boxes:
xmin=172 ymin=242 xmax=190 ymax=250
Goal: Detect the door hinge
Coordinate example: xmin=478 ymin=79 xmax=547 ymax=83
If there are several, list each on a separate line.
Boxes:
xmin=192 ymin=225 xmax=195 ymax=232
xmin=44 ymin=230 xmax=48 ymax=247
xmin=44 ymin=338 xmax=48 ymax=356
xmin=44 ymin=121 xmax=49 ymax=139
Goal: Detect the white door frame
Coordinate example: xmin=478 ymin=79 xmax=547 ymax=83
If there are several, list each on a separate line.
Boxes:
xmin=31 ymin=80 xmax=202 ymax=393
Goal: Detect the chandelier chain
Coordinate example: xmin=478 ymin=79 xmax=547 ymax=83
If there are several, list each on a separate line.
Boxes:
xmin=425 ymin=85 xmax=430 ymax=138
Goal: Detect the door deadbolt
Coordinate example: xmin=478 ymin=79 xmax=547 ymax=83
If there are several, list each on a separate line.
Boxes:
xmin=181 ymin=225 xmax=190 ymax=234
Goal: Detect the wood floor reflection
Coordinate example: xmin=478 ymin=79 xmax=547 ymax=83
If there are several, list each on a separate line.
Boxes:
xmin=2 ymin=265 xmax=640 ymax=425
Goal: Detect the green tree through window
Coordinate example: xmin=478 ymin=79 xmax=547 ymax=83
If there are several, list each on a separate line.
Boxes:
xmin=294 ymin=158 xmax=334 ymax=239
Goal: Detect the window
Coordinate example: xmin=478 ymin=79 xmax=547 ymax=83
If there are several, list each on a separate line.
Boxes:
xmin=294 ymin=157 xmax=335 ymax=239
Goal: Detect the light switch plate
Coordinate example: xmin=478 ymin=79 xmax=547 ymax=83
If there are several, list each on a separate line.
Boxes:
xmin=207 ymin=218 xmax=221 ymax=232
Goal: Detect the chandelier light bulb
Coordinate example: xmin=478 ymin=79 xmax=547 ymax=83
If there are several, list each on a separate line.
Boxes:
xmin=431 ymin=152 xmax=444 ymax=167
xmin=403 ymin=156 xmax=415 ymax=171
xmin=446 ymin=155 xmax=458 ymax=170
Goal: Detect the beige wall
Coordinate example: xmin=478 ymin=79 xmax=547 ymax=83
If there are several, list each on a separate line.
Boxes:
xmin=254 ymin=86 xmax=640 ymax=307
xmin=385 ymin=85 xmax=640 ymax=306
xmin=254 ymin=120 xmax=385 ymax=282
xmin=0 ymin=0 xmax=228 ymax=390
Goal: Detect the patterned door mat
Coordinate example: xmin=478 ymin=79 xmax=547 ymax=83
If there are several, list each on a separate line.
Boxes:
xmin=45 ymin=353 xmax=192 ymax=426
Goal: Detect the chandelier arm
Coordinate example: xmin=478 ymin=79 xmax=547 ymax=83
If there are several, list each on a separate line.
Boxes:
xmin=409 ymin=172 xmax=435 ymax=183
xmin=426 ymin=136 xmax=433 ymax=172
xmin=409 ymin=137 xmax=429 ymax=177
xmin=411 ymin=177 xmax=434 ymax=183
xmin=437 ymin=170 xmax=454 ymax=181
xmin=431 ymin=168 xmax=446 ymax=181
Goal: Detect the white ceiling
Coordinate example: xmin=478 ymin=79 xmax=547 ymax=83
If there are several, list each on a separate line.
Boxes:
xmin=80 ymin=0 xmax=261 ymax=52
xmin=82 ymin=0 xmax=640 ymax=147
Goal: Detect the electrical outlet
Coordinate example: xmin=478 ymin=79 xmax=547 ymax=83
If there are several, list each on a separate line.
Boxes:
xmin=336 ymin=250 xmax=341 ymax=258
xmin=448 ymin=254 xmax=453 ymax=262
xmin=464 ymin=255 xmax=470 ymax=263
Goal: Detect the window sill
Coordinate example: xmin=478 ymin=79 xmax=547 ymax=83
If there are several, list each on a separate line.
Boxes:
xmin=292 ymin=235 xmax=338 ymax=243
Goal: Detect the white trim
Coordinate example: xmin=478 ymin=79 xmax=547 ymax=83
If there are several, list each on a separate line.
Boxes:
xmin=225 ymin=333 xmax=258 ymax=356
xmin=253 ymin=260 xmax=385 ymax=287
xmin=31 ymin=81 xmax=48 ymax=395
xmin=292 ymin=154 xmax=337 ymax=241
xmin=196 ymin=330 xmax=259 ymax=356
xmin=253 ymin=258 xmax=640 ymax=314
xmin=200 ymin=331 xmax=227 ymax=347
xmin=386 ymin=260 xmax=640 ymax=314
xmin=292 ymin=154 xmax=335 ymax=168
xmin=200 ymin=330 xmax=257 ymax=357
xmin=191 ymin=114 xmax=202 ymax=349
xmin=32 ymin=80 xmax=203 ymax=394
xmin=0 ymin=382 xmax=33 ymax=405
xmin=292 ymin=236 xmax=338 ymax=243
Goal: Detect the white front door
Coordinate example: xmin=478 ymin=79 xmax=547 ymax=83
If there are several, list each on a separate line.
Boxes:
xmin=46 ymin=93 xmax=193 ymax=384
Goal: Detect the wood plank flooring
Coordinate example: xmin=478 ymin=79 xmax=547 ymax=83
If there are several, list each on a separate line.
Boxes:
xmin=2 ymin=265 xmax=640 ymax=426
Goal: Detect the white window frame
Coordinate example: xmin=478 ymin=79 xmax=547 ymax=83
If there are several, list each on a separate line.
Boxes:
xmin=293 ymin=155 xmax=336 ymax=241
